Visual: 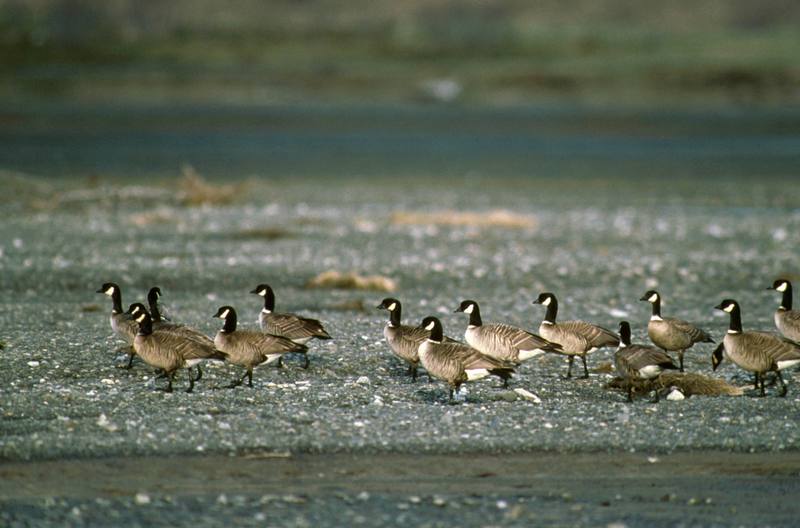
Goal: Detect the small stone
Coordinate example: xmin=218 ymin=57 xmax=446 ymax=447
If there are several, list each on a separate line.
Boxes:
xmin=433 ymin=496 xmax=447 ymax=507
xmin=357 ymin=491 xmax=370 ymax=501
xmin=496 ymin=500 xmax=508 ymax=509
xmin=666 ymin=388 xmax=685 ymax=401
xmin=96 ymin=414 xmax=119 ymax=432
xmin=27 ymin=361 xmax=40 ymax=367
xmin=356 ymin=376 xmax=370 ymax=385
xmin=134 ymin=493 xmax=151 ymax=505
xmin=647 ymin=456 xmax=659 ymax=464
xmin=513 ymin=388 xmax=542 ymax=403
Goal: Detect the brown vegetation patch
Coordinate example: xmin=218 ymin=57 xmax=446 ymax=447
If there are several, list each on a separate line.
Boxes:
xmin=306 ymin=271 xmax=397 ymax=292
xmin=177 ymin=165 xmax=247 ymax=206
xmin=391 ymin=209 xmax=537 ymax=229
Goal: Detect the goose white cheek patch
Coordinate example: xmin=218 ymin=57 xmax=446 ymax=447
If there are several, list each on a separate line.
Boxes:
xmin=723 ymin=304 xmax=735 ymax=313
xmin=220 ymin=309 xmax=230 ymax=319
xmin=541 ymin=297 xmax=551 ymax=307
xmin=463 ymin=304 xmax=474 ymax=314
xmin=425 ymin=321 xmax=435 ymax=331
xmin=777 ymin=282 xmax=788 ymax=292
xmin=648 ymin=293 xmax=658 ymax=303
xmin=387 ymin=302 xmax=397 ymax=311
xmin=104 ymin=287 xmax=115 ymax=295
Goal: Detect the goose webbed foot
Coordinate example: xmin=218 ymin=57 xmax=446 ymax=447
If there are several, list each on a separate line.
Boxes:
xmin=776 ymin=371 xmax=788 ymax=397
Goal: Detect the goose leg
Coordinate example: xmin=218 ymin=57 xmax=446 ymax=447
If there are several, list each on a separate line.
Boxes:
xmin=302 ymin=354 xmax=310 ymax=369
xmin=626 ymin=384 xmax=633 ymax=403
xmin=753 ymin=372 xmax=760 ymax=392
xmin=226 ymin=369 xmax=249 ymax=388
xmin=678 ymin=351 xmax=685 ymax=373
xmin=760 ymin=374 xmax=766 ymax=397
xmin=160 ymin=371 xmax=174 ymax=393
xmin=246 ymin=367 xmax=254 ymax=388
xmin=122 ymin=352 xmax=135 ymax=370
xmin=193 ymin=366 xmax=203 ymax=382
xmin=185 ymin=370 xmax=195 ymax=393
xmin=565 ymin=356 xmax=574 ymax=379
xmin=581 ymin=355 xmax=589 ymax=379
xmin=776 ymin=371 xmax=788 ymax=397
xmin=410 ymin=364 xmax=418 ymax=382
xmin=277 ymin=356 xmax=284 ymax=369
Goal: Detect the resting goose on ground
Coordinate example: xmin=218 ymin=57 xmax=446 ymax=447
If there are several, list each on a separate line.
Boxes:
xmin=614 ymin=321 xmax=678 ymax=402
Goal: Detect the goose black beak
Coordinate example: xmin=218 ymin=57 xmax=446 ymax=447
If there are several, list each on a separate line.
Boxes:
xmin=95 ymin=288 xmax=104 ymax=293
xmin=453 ymin=307 xmax=462 ymax=313
xmin=531 ymin=299 xmax=541 ymax=305
xmin=766 ymin=286 xmax=775 ymax=290
xmin=713 ymin=303 xmax=724 ymax=311
xmin=376 ymin=304 xmax=385 ymax=310
xmin=638 ymin=295 xmax=649 ymax=301
xmin=249 ymin=288 xmax=259 ymax=295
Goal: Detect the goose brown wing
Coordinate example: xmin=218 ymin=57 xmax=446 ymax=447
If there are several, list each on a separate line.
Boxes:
xmin=229 ymin=330 xmax=307 ymax=360
xmin=167 ymin=332 xmax=223 ymax=361
xmin=452 ymin=344 xmax=516 ymax=372
xmin=266 ymin=312 xmax=331 ymax=340
xmin=744 ymin=332 xmax=800 ymax=364
xmin=625 ymin=344 xmax=677 ymax=370
xmin=487 ymin=323 xmax=561 ymax=352
xmin=561 ymin=320 xmax=620 ymax=348
xmin=164 ymin=325 xmax=215 ymax=347
xmin=664 ymin=317 xmax=713 ymax=343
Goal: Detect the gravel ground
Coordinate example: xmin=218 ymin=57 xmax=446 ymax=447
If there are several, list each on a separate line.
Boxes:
xmin=1 ymin=105 xmax=800 ymax=525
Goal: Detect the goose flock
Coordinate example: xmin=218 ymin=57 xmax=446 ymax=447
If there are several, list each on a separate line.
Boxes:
xmin=97 ymin=279 xmax=800 ymax=401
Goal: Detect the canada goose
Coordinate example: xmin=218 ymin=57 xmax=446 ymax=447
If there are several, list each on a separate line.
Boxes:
xmin=377 ymin=297 xmax=451 ymax=381
xmin=133 ymin=310 xmax=225 ymax=393
xmin=454 ymin=299 xmax=562 ymax=363
xmin=639 ymin=290 xmax=713 ymax=372
xmin=97 ymin=282 xmax=138 ymax=368
xmin=129 ymin=301 xmax=216 ymax=382
xmin=417 ymin=316 xmax=515 ymax=401
xmin=767 ymin=279 xmax=800 ymax=342
xmin=146 ymin=286 xmax=172 ymax=325
xmin=144 ymin=287 xmax=214 ymax=345
xmin=713 ymin=299 xmax=800 ymax=397
xmin=251 ymin=283 xmax=331 ymax=367
xmin=532 ymin=292 xmax=620 ymax=379
xmin=213 ymin=306 xmax=308 ymax=388
xmin=614 ymin=321 xmax=678 ymax=402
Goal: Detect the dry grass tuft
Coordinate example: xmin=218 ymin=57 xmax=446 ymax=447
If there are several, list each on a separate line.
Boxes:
xmin=177 ymin=164 xmax=246 ymax=206
xmin=130 ymin=208 xmax=176 ymax=227
xmin=607 ymin=372 xmax=744 ymax=398
xmin=231 ymin=227 xmax=293 ymax=240
xmin=306 ymin=271 xmax=397 ymax=292
xmin=655 ymin=372 xmax=744 ymax=396
xmin=391 ymin=209 xmax=537 ymax=229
